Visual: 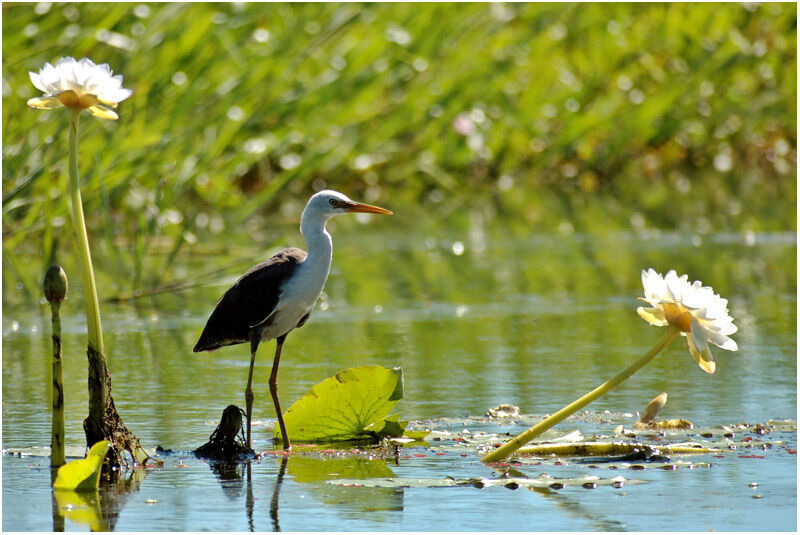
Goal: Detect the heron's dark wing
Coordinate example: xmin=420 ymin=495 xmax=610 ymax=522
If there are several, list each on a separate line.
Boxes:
xmin=193 ymin=248 xmax=308 ymax=352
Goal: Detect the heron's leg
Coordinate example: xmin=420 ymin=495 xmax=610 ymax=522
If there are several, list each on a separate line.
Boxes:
xmin=245 ymin=334 xmax=260 ymax=448
xmin=270 ymin=334 xmax=291 ymax=450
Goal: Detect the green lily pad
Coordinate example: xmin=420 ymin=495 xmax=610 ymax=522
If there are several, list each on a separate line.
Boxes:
xmin=370 ymin=413 xmax=408 ymax=438
xmin=275 ymin=365 xmax=405 ymax=444
xmin=53 ymin=441 xmax=110 ymax=491
xmin=402 ymin=428 xmax=431 ymax=441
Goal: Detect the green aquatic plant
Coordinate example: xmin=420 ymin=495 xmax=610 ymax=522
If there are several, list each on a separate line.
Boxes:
xmin=27 ymin=57 xmax=132 ymax=361
xmin=28 ymin=57 xmax=148 ymax=467
xmin=44 ymin=265 xmax=68 ymax=469
xmin=3 ymin=3 xmax=795 ymax=306
xmin=274 ymin=365 xmax=406 ymax=445
xmin=482 ymin=268 xmax=738 ymax=463
xmin=52 ymin=440 xmax=110 ymax=490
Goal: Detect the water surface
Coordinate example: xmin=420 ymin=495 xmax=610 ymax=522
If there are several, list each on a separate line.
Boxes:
xmin=3 ymin=229 xmax=796 ymax=531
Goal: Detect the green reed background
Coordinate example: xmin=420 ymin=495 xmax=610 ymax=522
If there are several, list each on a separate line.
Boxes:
xmin=2 ymin=3 xmax=796 ymax=304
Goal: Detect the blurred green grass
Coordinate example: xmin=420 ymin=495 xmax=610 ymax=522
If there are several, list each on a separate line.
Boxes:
xmin=2 ymin=2 xmax=796 ymax=299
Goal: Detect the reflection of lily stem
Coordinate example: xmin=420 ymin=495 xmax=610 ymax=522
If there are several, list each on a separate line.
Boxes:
xmin=481 ymin=324 xmax=682 ymax=463
xmin=68 ymin=108 xmax=106 ymax=408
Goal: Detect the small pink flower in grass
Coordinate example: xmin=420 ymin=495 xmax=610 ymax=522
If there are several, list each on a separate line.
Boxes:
xmin=452 ymin=113 xmax=475 ymax=136
xmin=27 ymin=57 xmax=132 ymax=120
xmin=637 ymin=268 xmax=738 ymax=374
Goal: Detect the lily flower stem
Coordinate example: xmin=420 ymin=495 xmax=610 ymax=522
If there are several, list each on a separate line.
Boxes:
xmin=68 ymin=109 xmax=106 ymax=404
xmin=481 ymin=324 xmax=682 ymax=464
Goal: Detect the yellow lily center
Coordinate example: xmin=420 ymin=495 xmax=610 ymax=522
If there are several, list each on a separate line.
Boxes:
xmin=57 ymin=90 xmax=79 ymax=107
xmin=661 ymin=302 xmax=692 ymax=332
xmin=56 ymin=90 xmax=100 ymax=110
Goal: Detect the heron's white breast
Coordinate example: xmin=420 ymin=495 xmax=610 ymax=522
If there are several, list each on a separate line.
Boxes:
xmin=262 ymin=251 xmax=331 ymax=340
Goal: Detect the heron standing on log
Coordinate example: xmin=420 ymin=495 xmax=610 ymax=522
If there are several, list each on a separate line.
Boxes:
xmin=194 ymin=190 xmax=392 ymax=450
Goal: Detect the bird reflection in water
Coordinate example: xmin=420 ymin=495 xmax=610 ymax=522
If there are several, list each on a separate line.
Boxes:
xmin=195 ymin=404 xmax=291 ymax=530
xmin=270 ymin=458 xmax=289 ymax=532
xmin=205 ymin=457 xmax=287 ymax=532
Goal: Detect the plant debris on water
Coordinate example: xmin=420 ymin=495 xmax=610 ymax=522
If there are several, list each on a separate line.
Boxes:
xmin=193 ymin=405 xmax=254 ymax=461
xmin=130 ymin=412 xmax=795 ymax=492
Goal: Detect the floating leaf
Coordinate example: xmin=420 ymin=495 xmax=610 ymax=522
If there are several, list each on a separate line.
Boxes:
xmin=369 ymin=413 xmax=407 ymax=438
xmin=53 ymin=441 xmax=110 ymax=490
xmin=402 ymin=428 xmax=432 ymax=441
xmin=275 ymin=366 xmax=405 ymax=444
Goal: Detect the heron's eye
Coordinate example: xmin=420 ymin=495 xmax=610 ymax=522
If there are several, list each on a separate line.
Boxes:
xmin=328 ymin=199 xmax=338 ymax=207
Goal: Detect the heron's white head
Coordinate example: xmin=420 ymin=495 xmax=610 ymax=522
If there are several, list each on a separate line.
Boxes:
xmin=300 ymin=190 xmax=392 ymax=236
xmin=305 ymin=190 xmax=392 ymax=219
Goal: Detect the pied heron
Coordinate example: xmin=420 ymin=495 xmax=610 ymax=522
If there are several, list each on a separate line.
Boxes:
xmin=193 ymin=190 xmax=392 ymax=450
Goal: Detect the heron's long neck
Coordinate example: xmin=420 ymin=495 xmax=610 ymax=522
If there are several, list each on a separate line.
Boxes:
xmin=300 ymin=210 xmax=333 ymax=272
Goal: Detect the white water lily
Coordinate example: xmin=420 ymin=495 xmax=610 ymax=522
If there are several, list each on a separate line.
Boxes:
xmin=27 ymin=56 xmax=132 ymax=120
xmin=637 ymin=268 xmax=738 ymax=374
xmin=482 ymin=268 xmax=739 ymax=463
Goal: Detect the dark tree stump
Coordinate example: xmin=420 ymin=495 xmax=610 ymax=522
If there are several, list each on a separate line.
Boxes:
xmin=83 ymin=347 xmax=150 ymax=473
xmin=194 ymin=405 xmax=254 ymax=461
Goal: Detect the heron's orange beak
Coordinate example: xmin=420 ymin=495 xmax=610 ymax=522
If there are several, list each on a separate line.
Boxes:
xmin=344 ymin=201 xmax=393 ymax=215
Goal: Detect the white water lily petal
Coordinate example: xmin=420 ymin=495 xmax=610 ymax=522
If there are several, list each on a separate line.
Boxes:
xmin=27 ymin=96 xmax=65 ymax=109
xmin=29 ymin=70 xmax=48 ymax=92
xmin=682 ymin=283 xmax=708 ymax=309
xmin=706 ymin=316 xmax=738 ymax=336
xmin=704 ymin=300 xmax=731 ymax=321
xmin=686 ymin=334 xmax=716 ymax=374
xmin=100 ymin=87 xmax=132 ymax=106
xmin=718 ymin=321 xmax=738 ymax=336
xmin=86 ymin=105 xmax=119 ymax=120
xmin=705 ymin=329 xmax=738 ymax=351
xmin=690 ymin=315 xmax=708 ymax=353
xmin=39 ymin=63 xmax=62 ymax=90
xmin=664 ymin=270 xmax=688 ymax=302
xmin=27 ymin=56 xmax=131 ymax=119
xmin=637 ymin=306 xmax=668 ymax=326
xmin=641 ymin=268 xmax=666 ymax=302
